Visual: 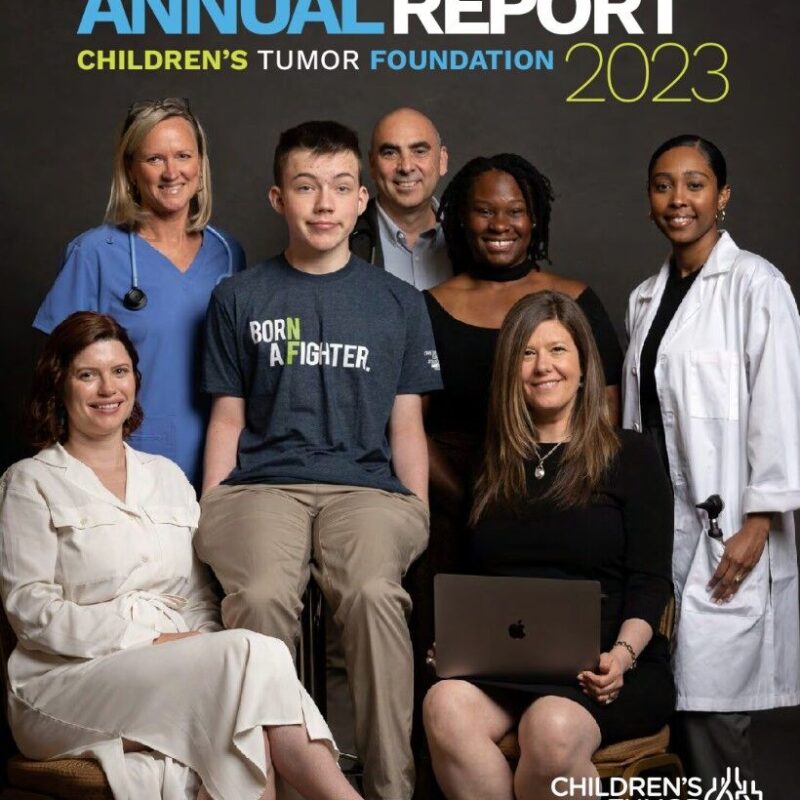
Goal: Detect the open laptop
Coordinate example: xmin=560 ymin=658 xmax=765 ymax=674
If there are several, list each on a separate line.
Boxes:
xmin=434 ymin=574 xmax=601 ymax=683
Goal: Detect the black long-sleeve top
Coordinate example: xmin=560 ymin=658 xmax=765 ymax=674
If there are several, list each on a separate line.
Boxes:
xmin=470 ymin=430 xmax=674 ymax=655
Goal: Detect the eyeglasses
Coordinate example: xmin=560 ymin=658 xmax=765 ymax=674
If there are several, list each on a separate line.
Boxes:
xmin=123 ymin=97 xmax=193 ymax=132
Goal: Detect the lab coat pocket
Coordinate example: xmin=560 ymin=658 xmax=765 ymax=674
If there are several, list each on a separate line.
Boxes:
xmin=687 ymin=350 xmax=739 ymax=420
xmin=682 ymin=536 xmax=768 ymax=618
xmin=143 ymin=505 xmax=197 ymax=581
xmin=49 ymin=504 xmax=135 ymax=586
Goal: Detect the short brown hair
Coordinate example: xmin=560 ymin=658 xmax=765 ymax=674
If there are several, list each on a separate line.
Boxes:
xmin=27 ymin=312 xmax=143 ymax=449
xmin=273 ymin=120 xmax=362 ymax=186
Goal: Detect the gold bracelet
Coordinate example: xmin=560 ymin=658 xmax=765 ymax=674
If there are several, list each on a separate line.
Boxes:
xmin=613 ymin=640 xmax=638 ymax=670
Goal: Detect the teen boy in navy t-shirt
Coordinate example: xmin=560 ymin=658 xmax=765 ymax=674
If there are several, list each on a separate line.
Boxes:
xmin=197 ymin=121 xmax=441 ymax=800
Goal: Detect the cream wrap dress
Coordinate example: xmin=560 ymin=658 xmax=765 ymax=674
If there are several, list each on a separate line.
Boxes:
xmin=0 ymin=443 xmax=336 ymax=800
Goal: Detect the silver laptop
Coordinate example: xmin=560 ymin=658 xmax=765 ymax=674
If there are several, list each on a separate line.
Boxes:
xmin=434 ymin=574 xmax=601 ymax=683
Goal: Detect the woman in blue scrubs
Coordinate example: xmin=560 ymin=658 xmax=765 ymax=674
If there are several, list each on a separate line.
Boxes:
xmin=34 ymin=98 xmax=245 ymax=490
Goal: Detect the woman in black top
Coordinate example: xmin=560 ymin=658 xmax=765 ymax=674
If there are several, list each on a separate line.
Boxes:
xmin=423 ymin=292 xmax=674 ymax=800
xmin=424 ymin=155 xmax=622 ymax=512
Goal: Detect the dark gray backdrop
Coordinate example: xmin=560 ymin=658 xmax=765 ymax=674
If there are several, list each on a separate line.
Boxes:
xmin=1 ymin=1 xmax=798 ymax=792
xmin=3 ymin=1 xmax=798 ymax=468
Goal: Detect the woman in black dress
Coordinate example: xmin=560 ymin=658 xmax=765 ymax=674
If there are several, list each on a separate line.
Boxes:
xmin=424 ymin=154 xmax=623 ymax=513
xmin=423 ymin=292 xmax=674 ymax=800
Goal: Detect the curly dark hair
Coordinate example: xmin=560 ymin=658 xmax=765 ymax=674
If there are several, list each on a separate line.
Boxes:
xmin=27 ymin=312 xmax=143 ymax=449
xmin=437 ymin=153 xmax=554 ymax=273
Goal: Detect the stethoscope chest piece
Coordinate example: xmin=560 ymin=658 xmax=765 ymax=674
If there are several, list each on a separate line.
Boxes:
xmin=123 ymin=286 xmax=148 ymax=311
xmin=125 ymin=225 xmax=232 ymax=311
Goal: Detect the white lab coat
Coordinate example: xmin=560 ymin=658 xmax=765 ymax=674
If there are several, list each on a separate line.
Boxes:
xmin=0 ymin=444 xmax=335 ymax=799
xmin=622 ymin=232 xmax=800 ymax=712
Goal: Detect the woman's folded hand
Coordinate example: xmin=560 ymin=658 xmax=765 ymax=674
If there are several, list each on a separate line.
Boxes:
xmin=577 ymin=650 xmax=627 ymax=705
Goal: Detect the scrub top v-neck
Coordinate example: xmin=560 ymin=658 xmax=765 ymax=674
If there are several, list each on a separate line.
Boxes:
xmin=34 ymin=223 xmax=246 ymax=489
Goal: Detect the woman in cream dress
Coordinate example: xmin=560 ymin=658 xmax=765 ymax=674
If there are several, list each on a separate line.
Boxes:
xmin=0 ymin=311 xmax=363 ymax=800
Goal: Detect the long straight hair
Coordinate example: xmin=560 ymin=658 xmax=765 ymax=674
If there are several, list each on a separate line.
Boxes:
xmin=471 ymin=291 xmax=619 ymax=523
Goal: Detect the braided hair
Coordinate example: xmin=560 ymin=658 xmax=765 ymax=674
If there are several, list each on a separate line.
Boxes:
xmin=438 ymin=153 xmax=554 ymax=273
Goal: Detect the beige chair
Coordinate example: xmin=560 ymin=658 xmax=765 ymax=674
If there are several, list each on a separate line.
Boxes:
xmin=493 ymin=599 xmax=685 ymax=800
xmin=0 ymin=606 xmax=112 ymax=799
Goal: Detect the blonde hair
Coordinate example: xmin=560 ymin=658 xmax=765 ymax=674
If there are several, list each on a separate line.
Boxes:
xmin=105 ymin=98 xmax=212 ymax=232
xmin=471 ymin=291 xmax=619 ymax=524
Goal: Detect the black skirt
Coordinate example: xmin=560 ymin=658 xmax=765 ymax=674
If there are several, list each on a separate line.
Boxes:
xmin=474 ymin=638 xmax=675 ymax=745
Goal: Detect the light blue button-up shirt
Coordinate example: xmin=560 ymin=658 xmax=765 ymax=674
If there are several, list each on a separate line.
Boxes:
xmin=375 ymin=200 xmax=452 ymax=290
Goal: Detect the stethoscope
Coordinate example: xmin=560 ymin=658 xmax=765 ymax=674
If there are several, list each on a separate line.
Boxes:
xmin=123 ymin=225 xmax=234 ymax=311
xmin=349 ymin=225 xmax=377 ymax=264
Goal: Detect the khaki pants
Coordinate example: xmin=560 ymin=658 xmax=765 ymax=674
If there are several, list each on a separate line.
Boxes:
xmin=197 ymin=483 xmax=430 ymax=800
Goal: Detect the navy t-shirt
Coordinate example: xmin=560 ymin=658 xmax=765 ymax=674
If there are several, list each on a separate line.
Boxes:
xmin=203 ymin=254 xmax=442 ymax=493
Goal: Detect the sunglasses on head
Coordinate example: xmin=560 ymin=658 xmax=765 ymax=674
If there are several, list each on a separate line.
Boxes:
xmin=123 ymin=97 xmax=192 ymax=132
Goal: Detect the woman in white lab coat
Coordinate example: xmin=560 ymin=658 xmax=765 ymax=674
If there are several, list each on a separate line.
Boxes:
xmin=622 ymin=135 xmax=800 ymax=783
xmin=0 ymin=311 xmax=363 ymax=800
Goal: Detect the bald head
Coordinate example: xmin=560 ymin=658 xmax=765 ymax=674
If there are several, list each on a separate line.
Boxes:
xmin=369 ymin=107 xmax=448 ymax=218
xmin=370 ymin=107 xmax=442 ymax=153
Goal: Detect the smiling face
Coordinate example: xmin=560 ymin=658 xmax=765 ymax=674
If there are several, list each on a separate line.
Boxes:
xmin=648 ymin=145 xmax=730 ymax=261
xmin=465 ymin=169 xmax=533 ymax=268
xmin=63 ymin=339 xmax=136 ymax=445
xmin=269 ymin=148 xmax=368 ymax=268
xmin=369 ymin=108 xmax=448 ymax=218
xmin=520 ymin=319 xmax=582 ymax=432
xmin=127 ymin=116 xmax=201 ymax=220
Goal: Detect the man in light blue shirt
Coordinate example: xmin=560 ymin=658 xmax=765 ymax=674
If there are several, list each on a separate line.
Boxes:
xmin=350 ymin=108 xmax=452 ymax=289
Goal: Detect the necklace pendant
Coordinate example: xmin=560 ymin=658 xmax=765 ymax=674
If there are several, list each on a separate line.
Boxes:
xmin=534 ymin=464 xmax=546 ymax=480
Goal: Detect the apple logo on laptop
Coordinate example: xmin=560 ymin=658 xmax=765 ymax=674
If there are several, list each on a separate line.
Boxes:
xmin=508 ymin=619 xmax=526 ymax=639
